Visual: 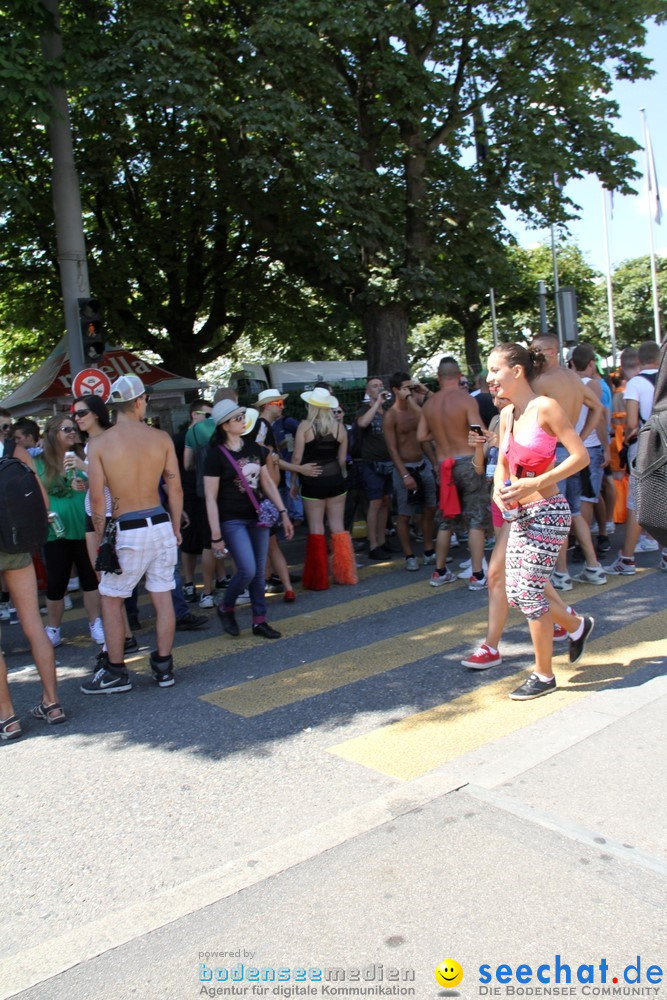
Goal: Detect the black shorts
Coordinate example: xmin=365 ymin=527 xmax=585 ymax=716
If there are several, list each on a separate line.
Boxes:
xmin=181 ymin=496 xmax=212 ymax=554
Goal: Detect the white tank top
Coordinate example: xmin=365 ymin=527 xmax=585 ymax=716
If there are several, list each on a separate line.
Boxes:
xmin=575 ymin=377 xmax=601 ymax=448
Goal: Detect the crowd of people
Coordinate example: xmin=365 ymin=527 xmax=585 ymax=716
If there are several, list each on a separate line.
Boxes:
xmin=1 ymin=337 xmax=665 ymax=739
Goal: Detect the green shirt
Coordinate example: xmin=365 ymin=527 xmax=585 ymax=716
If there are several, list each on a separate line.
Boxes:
xmin=35 ymin=457 xmax=87 ymax=541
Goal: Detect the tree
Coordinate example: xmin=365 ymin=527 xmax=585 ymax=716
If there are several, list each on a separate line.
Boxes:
xmin=1 ymin=1 xmax=664 ymax=377
xmin=588 ymin=255 xmax=667 ymax=350
xmin=231 ymin=0 xmax=660 ymax=371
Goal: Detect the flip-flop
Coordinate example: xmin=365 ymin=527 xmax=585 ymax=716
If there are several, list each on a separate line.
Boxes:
xmin=31 ymin=702 xmax=67 ymax=725
xmin=0 ymin=715 xmax=23 ymax=740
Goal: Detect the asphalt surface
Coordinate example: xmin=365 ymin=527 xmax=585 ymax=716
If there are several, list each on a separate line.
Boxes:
xmin=1 ymin=527 xmax=665 ymax=1000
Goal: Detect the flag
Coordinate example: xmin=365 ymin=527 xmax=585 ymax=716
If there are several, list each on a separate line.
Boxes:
xmin=644 ymin=117 xmax=662 ymax=225
xmin=471 ymin=78 xmax=488 ymax=163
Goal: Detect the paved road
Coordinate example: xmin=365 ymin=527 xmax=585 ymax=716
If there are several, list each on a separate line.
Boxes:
xmin=1 ymin=531 xmax=665 ymax=1000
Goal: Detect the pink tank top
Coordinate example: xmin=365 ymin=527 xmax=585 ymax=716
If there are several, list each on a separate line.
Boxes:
xmin=502 ymin=404 xmax=557 ymax=478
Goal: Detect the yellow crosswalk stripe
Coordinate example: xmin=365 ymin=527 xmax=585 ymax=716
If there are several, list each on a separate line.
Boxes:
xmin=328 ymin=608 xmax=667 ymax=780
xmin=200 ymin=569 xmax=647 ymax=715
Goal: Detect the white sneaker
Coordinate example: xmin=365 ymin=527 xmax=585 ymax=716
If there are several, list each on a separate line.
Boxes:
xmin=89 ymin=617 xmax=105 ymax=644
xmin=458 ymin=556 xmax=488 ymax=580
xmin=574 ymin=565 xmax=607 ymax=586
xmin=637 ymin=536 xmax=659 ymax=552
xmin=198 ymin=593 xmax=215 ymax=608
xmin=405 ymin=556 xmax=419 ymax=571
xmin=67 ymin=576 xmax=80 ymax=592
xmin=429 ymin=569 xmax=456 ymax=586
xmin=605 ymin=521 xmax=616 ymax=536
xmin=467 ymin=574 xmax=488 ymax=591
xmin=552 ymin=571 xmax=573 ymax=591
xmin=605 ymin=555 xmax=636 ymax=576
xmin=235 ymin=590 xmax=251 ymax=606
xmin=422 ymin=552 xmax=436 ymax=565
xmin=63 ymin=594 xmax=73 ymax=611
xmin=0 ymin=601 xmax=10 ymax=621
xmin=45 ymin=625 xmax=62 ymax=647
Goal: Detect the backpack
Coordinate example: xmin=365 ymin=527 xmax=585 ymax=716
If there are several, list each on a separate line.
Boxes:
xmin=0 ymin=443 xmax=49 ymax=553
xmin=635 ymin=343 xmax=667 ymax=547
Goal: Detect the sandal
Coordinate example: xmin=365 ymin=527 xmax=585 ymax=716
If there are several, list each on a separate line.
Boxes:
xmin=31 ymin=702 xmax=67 ymax=725
xmin=0 ymin=715 xmax=23 ymax=741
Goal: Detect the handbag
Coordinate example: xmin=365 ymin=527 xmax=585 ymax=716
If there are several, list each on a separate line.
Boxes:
xmin=218 ymin=446 xmax=281 ymax=527
xmin=95 ymin=518 xmax=122 ymax=574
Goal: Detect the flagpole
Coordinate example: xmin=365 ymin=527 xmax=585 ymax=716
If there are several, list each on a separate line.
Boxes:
xmin=550 ymin=225 xmax=564 ymax=361
xmin=641 ymin=108 xmax=662 ymax=344
xmin=489 ymin=287 xmax=498 ymax=347
xmin=601 ymin=187 xmax=617 ymax=367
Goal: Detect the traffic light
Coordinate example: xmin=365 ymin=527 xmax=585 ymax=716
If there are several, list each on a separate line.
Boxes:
xmin=78 ymin=297 xmax=105 ymax=362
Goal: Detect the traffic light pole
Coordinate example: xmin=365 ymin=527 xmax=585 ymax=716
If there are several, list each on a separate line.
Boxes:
xmin=41 ymin=0 xmax=87 ymax=376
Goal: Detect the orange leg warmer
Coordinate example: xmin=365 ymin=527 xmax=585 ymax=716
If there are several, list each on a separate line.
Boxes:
xmin=331 ymin=531 xmax=358 ymax=586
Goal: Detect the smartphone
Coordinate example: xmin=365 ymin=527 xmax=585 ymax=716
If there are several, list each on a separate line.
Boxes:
xmin=469 ymin=424 xmax=483 ymax=434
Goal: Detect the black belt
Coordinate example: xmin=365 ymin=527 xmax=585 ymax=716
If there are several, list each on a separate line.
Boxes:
xmin=118 ymin=512 xmax=170 ymax=531
xmin=405 ymin=461 xmax=427 ymax=472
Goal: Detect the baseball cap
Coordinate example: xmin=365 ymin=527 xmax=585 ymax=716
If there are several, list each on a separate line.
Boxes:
xmin=108 ymin=375 xmax=147 ymax=403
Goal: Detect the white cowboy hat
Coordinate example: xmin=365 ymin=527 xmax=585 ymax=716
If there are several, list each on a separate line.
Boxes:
xmin=241 ymin=408 xmax=260 ymax=436
xmin=300 ymin=386 xmax=339 ymax=409
xmin=256 ymin=389 xmax=288 ymax=406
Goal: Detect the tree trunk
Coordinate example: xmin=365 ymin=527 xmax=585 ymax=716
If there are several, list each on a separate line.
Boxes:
xmin=362 ymin=303 xmax=409 ymax=377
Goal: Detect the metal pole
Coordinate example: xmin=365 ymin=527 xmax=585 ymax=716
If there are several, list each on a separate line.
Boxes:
xmin=550 ymin=225 xmax=564 ymax=362
xmin=489 ymin=287 xmax=498 ymax=347
xmin=537 ymin=280 xmax=548 ymax=334
xmin=601 ymin=187 xmax=618 ymax=367
xmin=41 ymin=0 xmax=88 ymax=375
xmin=642 ymin=109 xmax=662 ymax=345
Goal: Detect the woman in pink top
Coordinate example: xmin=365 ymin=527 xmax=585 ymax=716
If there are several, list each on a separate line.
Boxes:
xmin=488 ymin=343 xmax=593 ymax=701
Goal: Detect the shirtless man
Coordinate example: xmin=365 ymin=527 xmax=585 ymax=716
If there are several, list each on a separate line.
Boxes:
xmin=531 ymin=333 xmax=607 ymax=587
xmin=81 ymin=375 xmax=183 ymax=694
xmin=384 ymin=371 xmax=436 ymax=570
xmin=418 ymin=357 xmax=489 ymax=588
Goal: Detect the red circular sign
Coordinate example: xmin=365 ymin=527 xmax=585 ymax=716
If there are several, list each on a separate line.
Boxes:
xmin=72 ymin=368 xmax=112 ymax=401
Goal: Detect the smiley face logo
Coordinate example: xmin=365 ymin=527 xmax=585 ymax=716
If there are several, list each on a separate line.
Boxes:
xmin=435 ymin=959 xmax=463 ymax=989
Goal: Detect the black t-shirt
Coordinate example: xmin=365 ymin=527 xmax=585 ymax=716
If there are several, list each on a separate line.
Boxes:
xmin=355 ymin=403 xmax=391 ymax=462
xmin=204 ymin=440 xmax=268 ymax=521
xmin=172 ymin=428 xmax=197 ymax=498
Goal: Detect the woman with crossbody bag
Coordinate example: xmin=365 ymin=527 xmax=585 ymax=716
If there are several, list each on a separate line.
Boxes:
xmin=203 ymin=398 xmax=294 ymax=639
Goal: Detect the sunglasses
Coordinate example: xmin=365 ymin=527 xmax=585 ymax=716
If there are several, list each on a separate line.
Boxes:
xmin=193 ymin=410 xmax=212 ymax=417
xmin=60 ymin=425 xmax=77 ymax=433
xmin=0 ymin=423 xmax=10 ymax=432
xmin=73 ymin=409 xmax=90 ymax=419
xmin=227 ymin=413 xmax=246 ymax=422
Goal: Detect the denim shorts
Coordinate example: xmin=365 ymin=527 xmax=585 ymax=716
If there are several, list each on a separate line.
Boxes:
xmin=581 ymin=446 xmax=604 ymax=502
xmin=361 ymin=461 xmax=394 ymax=501
xmin=556 ymin=444 xmax=581 ymax=516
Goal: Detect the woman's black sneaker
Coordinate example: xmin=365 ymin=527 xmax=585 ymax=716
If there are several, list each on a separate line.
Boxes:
xmin=124 ymin=635 xmax=139 ymax=652
xmin=569 ymin=615 xmax=595 ymax=664
xmin=509 ymin=673 xmax=556 ymax=701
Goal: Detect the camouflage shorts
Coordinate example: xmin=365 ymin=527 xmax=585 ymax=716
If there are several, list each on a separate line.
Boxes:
xmin=438 ymin=456 xmax=491 ymax=532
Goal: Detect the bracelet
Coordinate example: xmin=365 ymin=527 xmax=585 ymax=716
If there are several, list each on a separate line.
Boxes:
xmin=402 ymin=473 xmax=410 ymax=479
xmin=278 ymin=509 xmax=287 ymax=514
xmin=211 ymin=536 xmax=223 ymax=543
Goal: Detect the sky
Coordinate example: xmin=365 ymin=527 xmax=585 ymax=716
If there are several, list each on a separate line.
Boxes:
xmin=506 ymin=18 xmax=667 ymax=274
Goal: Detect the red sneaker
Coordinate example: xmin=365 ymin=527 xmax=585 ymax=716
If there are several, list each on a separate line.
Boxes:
xmin=283 ymin=590 xmax=296 ymax=603
xmin=461 ymin=643 xmax=502 ymax=670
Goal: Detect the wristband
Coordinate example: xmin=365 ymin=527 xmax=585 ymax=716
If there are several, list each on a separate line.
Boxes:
xmin=278 ymin=509 xmax=287 ymax=514
xmin=211 ymin=536 xmax=223 ymax=543
xmin=402 ymin=473 xmax=410 ymax=479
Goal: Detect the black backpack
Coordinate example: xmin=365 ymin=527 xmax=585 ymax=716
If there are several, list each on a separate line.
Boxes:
xmin=635 ymin=342 xmax=667 ymax=547
xmin=0 ymin=442 xmax=49 ymax=553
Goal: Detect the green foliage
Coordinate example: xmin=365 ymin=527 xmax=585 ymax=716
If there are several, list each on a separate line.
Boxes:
xmin=0 ymin=0 xmax=664 ymax=381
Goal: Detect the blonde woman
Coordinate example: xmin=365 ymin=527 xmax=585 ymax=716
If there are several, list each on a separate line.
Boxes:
xmin=291 ymin=387 xmax=357 ymax=589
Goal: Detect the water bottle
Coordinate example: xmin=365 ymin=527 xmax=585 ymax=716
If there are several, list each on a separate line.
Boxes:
xmin=501 ymin=479 xmax=521 ymax=522
xmin=48 ymin=511 xmax=66 ymax=538
xmin=486 ymin=446 xmax=498 ymax=481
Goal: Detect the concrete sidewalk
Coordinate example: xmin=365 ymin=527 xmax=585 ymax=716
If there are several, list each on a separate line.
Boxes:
xmin=6 ymin=659 xmax=665 ymax=999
